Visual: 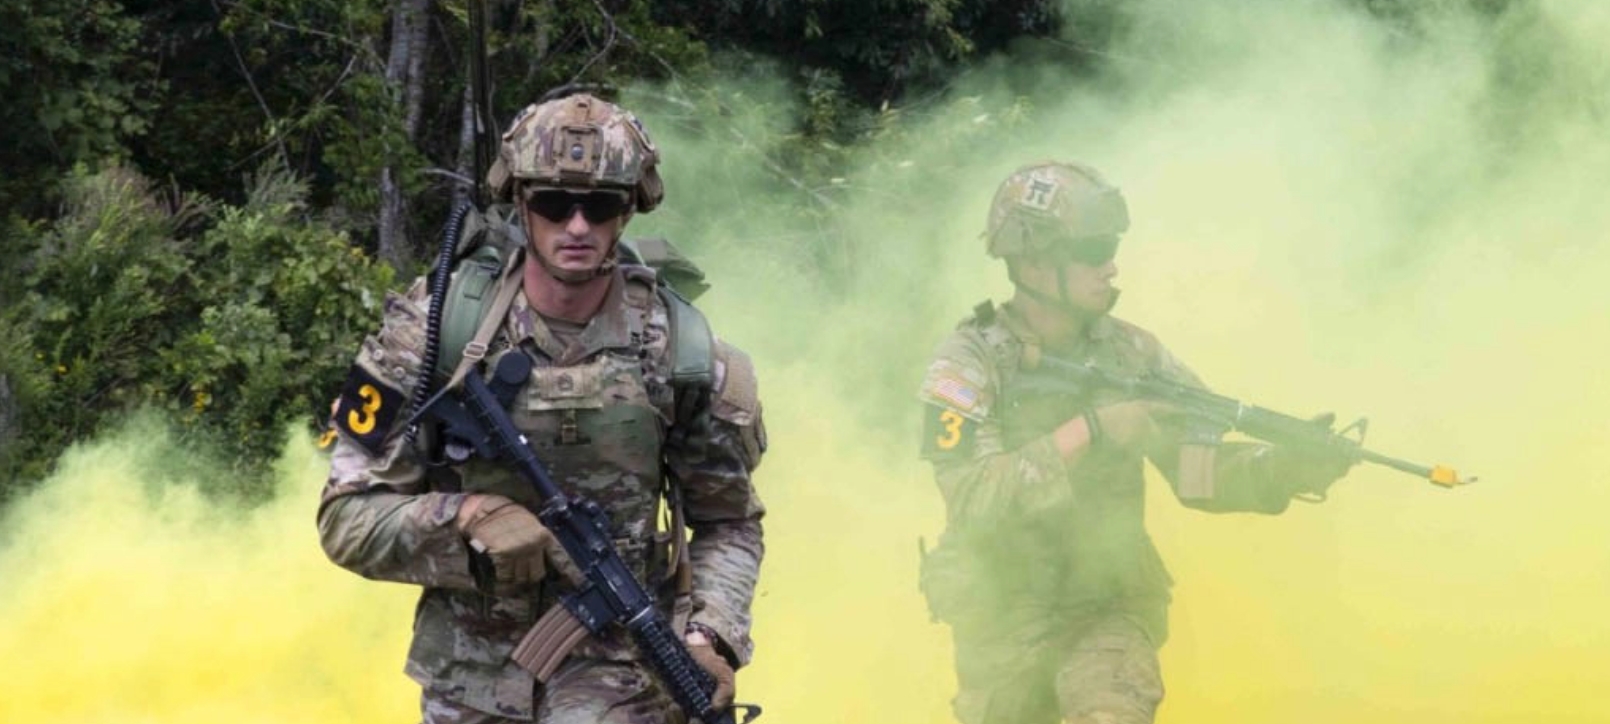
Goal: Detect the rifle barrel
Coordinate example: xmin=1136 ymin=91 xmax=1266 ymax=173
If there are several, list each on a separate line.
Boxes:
xmin=1357 ymin=449 xmax=1471 ymax=487
xmin=1036 ymin=354 xmax=1472 ymax=488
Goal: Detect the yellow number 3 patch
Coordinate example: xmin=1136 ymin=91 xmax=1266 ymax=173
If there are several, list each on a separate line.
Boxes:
xmin=334 ymin=364 xmax=404 ymax=455
xmin=922 ymin=405 xmax=975 ymax=457
xmin=347 ymin=384 xmax=383 ymax=435
xmin=935 ymin=410 xmax=964 ymax=450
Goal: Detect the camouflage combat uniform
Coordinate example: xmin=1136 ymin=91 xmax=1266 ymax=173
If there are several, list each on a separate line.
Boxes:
xmin=319 ymin=263 xmax=766 ymax=724
xmin=918 ymin=301 xmax=1307 ymax=724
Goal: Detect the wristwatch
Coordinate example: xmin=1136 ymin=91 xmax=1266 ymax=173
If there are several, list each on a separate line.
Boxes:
xmin=685 ymin=621 xmax=719 ymax=646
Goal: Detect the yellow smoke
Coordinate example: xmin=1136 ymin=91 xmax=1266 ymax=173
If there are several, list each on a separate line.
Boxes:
xmin=3 ymin=0 xmax=1609 ymax=722
xmin=0 ymin=415 xmax=417 ymax=722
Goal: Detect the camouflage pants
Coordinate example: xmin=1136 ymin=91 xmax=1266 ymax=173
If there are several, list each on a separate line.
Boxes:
xmin=421 ymin=658 xmax=683 ymax=724
xmin=950 ymin=609 xmax=1165 ymax=724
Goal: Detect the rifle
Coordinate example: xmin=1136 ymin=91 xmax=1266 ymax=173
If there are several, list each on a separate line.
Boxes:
xmin=408 ymin=352 xmax=759 ymax=724
xmin=1034 ymin=354 xmax=1473 ymax=488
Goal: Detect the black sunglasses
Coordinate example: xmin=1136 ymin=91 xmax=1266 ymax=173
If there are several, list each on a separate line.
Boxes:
xmin=524 ymin=190 xmax=631 ymax=224
xmin=1034 ymin=234 xmax=1120 ymax=266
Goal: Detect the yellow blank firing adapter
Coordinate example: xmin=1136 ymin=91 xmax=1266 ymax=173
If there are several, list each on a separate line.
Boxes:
xmin=1429 ymin=465 xmax=1473 ymax=488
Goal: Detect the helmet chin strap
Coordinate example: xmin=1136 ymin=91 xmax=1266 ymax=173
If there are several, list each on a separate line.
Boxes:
xmin=1007 ymin=261 xmax=1120 ymax=318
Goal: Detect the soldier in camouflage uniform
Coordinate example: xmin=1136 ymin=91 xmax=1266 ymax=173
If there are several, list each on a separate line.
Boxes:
xmin=918 ymin=162 xmax=1353 ymax=724
xmin=318 ymin=93 xmax=766 ymax=724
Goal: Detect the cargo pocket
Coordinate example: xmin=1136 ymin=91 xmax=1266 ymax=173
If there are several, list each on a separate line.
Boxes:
xmin=1054 ymin=616 xmax=1164 ymax=724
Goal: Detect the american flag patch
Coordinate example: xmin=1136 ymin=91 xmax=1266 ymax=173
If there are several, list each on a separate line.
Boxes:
xmin=928 ymin=373 xmax=980 ymax=413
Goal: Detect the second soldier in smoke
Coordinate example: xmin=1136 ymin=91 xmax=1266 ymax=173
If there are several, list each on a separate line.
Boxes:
xmin=918 ymin=161 xmax=1354 ymax=724
xmin=318 ymin=93 xmax=767 ymax=724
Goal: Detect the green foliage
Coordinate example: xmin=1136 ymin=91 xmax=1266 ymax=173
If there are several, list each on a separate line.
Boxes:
xmin=10 ymin=168 xmax=197 ymax=458
xmin=322 ymin=72 xmax=429 ymax=213
xmin=0 ymin=166 xmax=393 ymax=501
xmin=166 ymin=167 xmax=395 ymax=481
xmin=654 ymin=0 xmax=1064 ymax=106
xmin=0 ymin=0 xmax=161 ymax=219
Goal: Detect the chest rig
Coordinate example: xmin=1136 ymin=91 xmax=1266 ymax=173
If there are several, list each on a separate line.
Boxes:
xmin=982 ymin=303 xmax=1172 ymax=604
xmin=985 ymin=302 xmax=1153 ymax=510
xmin=423 ymin=227 xmax=714 ymax=607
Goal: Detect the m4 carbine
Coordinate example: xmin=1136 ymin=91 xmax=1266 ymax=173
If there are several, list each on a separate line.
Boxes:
xmin=1035 ymin=354 xmax=1473 ymax=488
xmin=411 ymin=352 xmax=758 ymax=724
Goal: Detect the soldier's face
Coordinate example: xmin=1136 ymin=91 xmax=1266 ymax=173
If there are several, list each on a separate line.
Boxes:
xmin=1059 ymin=258 xmax=1119 ymax=313
xmin=1015 ymin=258 xmax=1119 ymax=315
xmin=521 ymin=188 xmax=630 ymax=275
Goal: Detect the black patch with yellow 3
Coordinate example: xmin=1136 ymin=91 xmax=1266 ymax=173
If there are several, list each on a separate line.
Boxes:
xmin=333 ymin=363 xmax=405 ymax=456
xmin=922 ymin=403 xmax=978 ymax=458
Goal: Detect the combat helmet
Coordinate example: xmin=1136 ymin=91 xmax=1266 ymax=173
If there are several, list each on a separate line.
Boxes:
xmin=985 ymin=161 xmax=1129 ymax=259
xmin=487 ymin=93 xmax=664 ymax=212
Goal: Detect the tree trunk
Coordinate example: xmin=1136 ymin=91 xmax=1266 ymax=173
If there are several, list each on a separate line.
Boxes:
xmin=377 ymin=0 xmax=431 ymax=271
xmin=402 ymin=0 xmax=428 ymax=139
xmin=0 ymin=374 xmax=17 ymax=469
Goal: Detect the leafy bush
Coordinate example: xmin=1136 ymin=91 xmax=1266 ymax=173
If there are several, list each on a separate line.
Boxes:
xmin=0 ymin=0 xmax=160 ymax=220
xmin=0 ymin=166 xmax=393 ymax=502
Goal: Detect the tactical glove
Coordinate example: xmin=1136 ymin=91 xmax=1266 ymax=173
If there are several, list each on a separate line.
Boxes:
xmin=454 ymin=494 xmax=556 ymax=591
xmin=1271 ymin=413 xmax=1358 ymax=497
xmin=1278 ymin=448 xmax=1357 ymax=497
xmin=686 ymin=628 xmax=735 ymax=710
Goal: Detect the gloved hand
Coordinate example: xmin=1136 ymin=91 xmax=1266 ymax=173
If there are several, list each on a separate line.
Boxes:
xmin=685 ymin=626 xmax=735 ymax=710
xmin=454 ymin=494 xmax=556 ymax=591
xmin=1090 ymin=400 xmax=1176 ymax=452
xmin=1279 ymin=448 xmax=1357 ymax=497
xmin=1274 ymin=413 xmax=1358 ymax=497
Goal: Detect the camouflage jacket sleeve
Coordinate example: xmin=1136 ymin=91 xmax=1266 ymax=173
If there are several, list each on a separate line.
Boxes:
xmin=315 ymin=277 xmax=479 ymax=591
xmin=665 ymin=339 xmax=767 ymax=668
xmin=918 ymin=328 xmax=1075 ymax=530
xmin=1136 ymin=338 xmax=1303 ymax=515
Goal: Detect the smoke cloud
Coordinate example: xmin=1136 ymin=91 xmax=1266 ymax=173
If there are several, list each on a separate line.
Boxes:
xmin=2 ymin=0 xmax=1607 ymax=721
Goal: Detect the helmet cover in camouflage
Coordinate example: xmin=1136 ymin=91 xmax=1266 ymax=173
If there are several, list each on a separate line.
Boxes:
xmin=487 ymin=93 xmax=664 ymax=213
xmin=985 ymin=161 xmax=1129 ymax=258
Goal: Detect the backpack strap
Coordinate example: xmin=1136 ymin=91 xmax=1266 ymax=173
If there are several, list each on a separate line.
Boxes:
xmin=434 ymin=205 xmax=525 ymax=383
xmin=652 ymin=284 xmax=715 ymax=626
xmin=659 ymin=287 xmax=715 ymax=390
xmin=443 ymin=247 xmax=524 ymax=392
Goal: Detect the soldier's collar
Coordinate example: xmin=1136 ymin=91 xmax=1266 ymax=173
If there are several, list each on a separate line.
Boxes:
xmin=997 ymin=302 xmax=1043 ymax=369
xmin=1000 ymin=301 xmax=1117 ymax=364
xmin=508 ymin=268 xmax=636 ymax=364
xmin=1086 ymin=313 xmax=1117 ymax=341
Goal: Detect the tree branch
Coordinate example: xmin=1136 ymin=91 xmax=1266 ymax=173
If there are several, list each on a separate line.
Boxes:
xmin=211 ymin=0 xmax=292 ymax=172
xmin=570 ymin=0 xmax=621 ymax=85
xmin=213 ymin=0 xmax=378 ymax=57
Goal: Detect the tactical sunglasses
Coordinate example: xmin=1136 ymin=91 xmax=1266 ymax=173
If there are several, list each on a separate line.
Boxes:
xmin=524 ymin=189 xmax=632 ymax=224
xmin=1039 ymin=234 xmax=1120 ymax=266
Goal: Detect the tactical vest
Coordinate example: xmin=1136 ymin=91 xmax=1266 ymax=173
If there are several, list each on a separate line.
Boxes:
xmin=422 ymin=206 xmax=715 ymax=655
xmin=953 ymin=303 xmax=1169 ymax=615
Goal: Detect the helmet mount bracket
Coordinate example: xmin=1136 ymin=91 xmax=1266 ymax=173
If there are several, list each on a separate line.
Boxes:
xmin=556 ymin=126 xmax=601 ymax=178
